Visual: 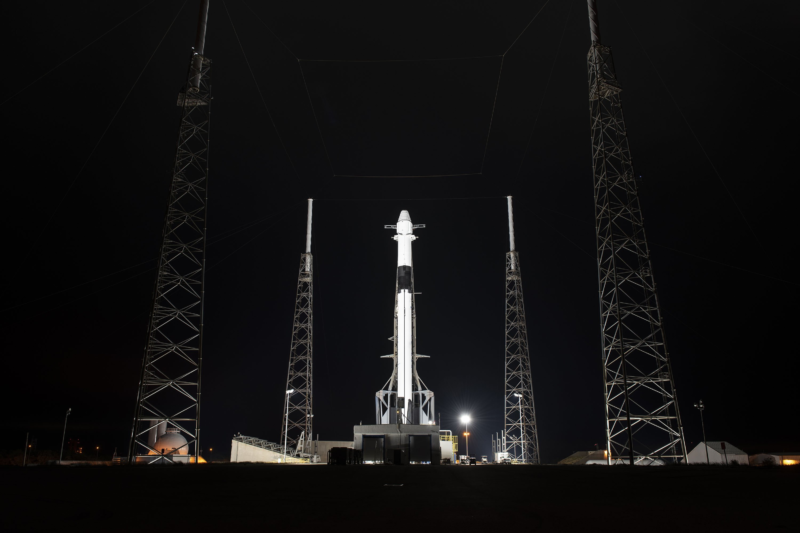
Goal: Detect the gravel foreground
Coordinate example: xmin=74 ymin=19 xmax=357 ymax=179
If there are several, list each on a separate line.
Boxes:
xmin=1 ymin=463 xmax=796 ymax=532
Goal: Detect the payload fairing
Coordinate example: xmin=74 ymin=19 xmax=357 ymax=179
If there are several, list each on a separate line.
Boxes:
xmin=376 ymin=210 xmax=435 ymax=425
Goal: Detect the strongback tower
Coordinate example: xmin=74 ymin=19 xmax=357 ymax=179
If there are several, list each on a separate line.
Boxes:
xmin=504 ymin=197 xmax=540 ymax=464
xmin=280 ymin=199 xmax=314 ymax=454
xmin=586 ymin=0 xmax=686 ymax=464
xmin=128 ymin=0 xmax=212 ymax=464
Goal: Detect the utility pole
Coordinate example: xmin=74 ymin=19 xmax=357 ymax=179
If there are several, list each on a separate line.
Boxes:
xmin=504 ymin=197 xmax=540 ymax=464
xmin=60 ymin=408 xmax=71 ymax=465
xmin=283 ymin=389 xmax=294 ymax=462
xmin=128 ymin=0 xmax=213 ymax=465
xmin=694 ymin=400 xmax=709 ymax=465
xmin=23 ymin=433 xmax=29 ymax=467
xmin=585 ymin=0 xmax=686 ymax=465
xmin=280 ymin=199 xmax=314 ymax=454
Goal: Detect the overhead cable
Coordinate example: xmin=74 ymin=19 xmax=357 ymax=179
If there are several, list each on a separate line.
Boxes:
xmin=0 ymin=0 xmax=189 ymax=300
xmin=0 ymin=0 xmax=161 ymax=107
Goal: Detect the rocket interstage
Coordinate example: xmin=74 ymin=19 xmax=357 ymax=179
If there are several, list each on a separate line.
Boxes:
xmin=376 ymin=211 xmax=435 ymax=426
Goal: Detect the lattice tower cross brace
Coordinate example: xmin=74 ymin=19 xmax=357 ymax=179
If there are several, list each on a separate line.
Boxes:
xmin=586 ymin=0 xmax=686 ymax=464
xmin=504 ymin=196 xmax=540 ymax=464
xmin=128 ymin=0 xmax=211 ymax=464
xmin=281 ymin=199 xmax=314 ymax=453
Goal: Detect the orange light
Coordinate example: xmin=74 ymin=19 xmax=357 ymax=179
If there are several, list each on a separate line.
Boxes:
xmin=463 ymin=432 xmax=470 ymax=436
xmin=209 ymin=448 xmax=213 ymax=451
xmin=783 ymin=459 xmax=797 ymax=465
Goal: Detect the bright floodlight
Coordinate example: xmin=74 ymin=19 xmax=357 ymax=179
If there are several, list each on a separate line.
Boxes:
xmin=514 ymin=393 xmax=522 ymax=398
xmin=460 ymin=414 xmax=471 ymax=424
xmin=286 ymin=389 xmax=295 ymax=394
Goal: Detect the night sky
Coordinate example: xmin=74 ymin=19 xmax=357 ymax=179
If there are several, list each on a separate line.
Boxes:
xmin=2 ymin=0 xmax=798 ymax=463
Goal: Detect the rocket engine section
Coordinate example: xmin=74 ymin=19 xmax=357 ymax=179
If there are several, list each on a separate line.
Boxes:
xmin=376 ymin=211 xmax=435 ymax=425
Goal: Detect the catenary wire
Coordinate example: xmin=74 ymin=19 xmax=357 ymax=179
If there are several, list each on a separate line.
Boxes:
xmin=479 ymin=56 xmax=505 ymax=174
xmin=612 ymin=0 xmax=762 ymax=247
xmin=530 ymin=201 xmax=798 ymax=288
xmin=680 ymin=11 xmax=798 ymax=97
xmin=503 ymin=0 xmax=552 ymax=55
xmin=333 ymin=173 xmax=483 ymax=178
xmin=0 ymin=0 xmax=189 ymax=300
xmin=512 ymin=4 xmax=573 ymax=188
xmin=706 ymin=11 xmax=790 ymax=56
xmin=291 ymin=1 xmax=553 ymax=179
xmin=2 ymin=200 xmax=303 ymax=314
xmin=298 ymin=61 xmax=337 ymax=175
xmin=315 ymin=196 xmax=506 ymax=202
xmin=11 ymin=187 xmax=488 ymax=316
xmin=223 ymin=0 xmax=303 ymax=181
xmin=300 ymin=55 xmax=501 ymax=63
xmin=239 ymin=0 xmax=300 ymax=59
xmin=0 ymin=0 xmax=160 ymax=107
xmin=207 ymin=200 xmax=308 ymax=269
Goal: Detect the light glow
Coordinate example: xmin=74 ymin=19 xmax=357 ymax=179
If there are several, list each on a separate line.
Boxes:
xmin=460 ymin=414 xmax=471 ymax=424
xmin=782 ymin=459 xmax=797 ymax=465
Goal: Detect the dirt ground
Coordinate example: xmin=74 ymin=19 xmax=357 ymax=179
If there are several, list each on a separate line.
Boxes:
xmin=1 ymin=463 xmax=796 ymax=532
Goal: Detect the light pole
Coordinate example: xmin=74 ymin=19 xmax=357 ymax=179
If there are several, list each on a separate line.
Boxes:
xmin=283 ymin=389 xmax=294 ymax=463
xmin=59 ymin=408 xmax=71 ymax=465
xmin=23 ymin=433 xmax=29 ymax=467
xmin=460 ymin=414 xmax=471 ymax=459
xmin=95 ymin=446 xmax=100 ymax=462
xmin=694 ymin=400 xmax=709 ymax=465
xmin=209 ymin=447 xmax=213 ymax=462
xmin=306 ymin=414 xmax=314 ymax=455
xmin=514 ymin=393 xmax=524 ymax=463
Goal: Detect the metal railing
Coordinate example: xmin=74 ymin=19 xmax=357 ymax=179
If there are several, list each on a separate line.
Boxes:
xmin=233 ymin=434 xmax=315 ymax=461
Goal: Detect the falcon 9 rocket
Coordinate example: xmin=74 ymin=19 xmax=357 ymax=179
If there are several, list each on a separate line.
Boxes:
xmin=376 ymin=210 xmax=435 ymax=425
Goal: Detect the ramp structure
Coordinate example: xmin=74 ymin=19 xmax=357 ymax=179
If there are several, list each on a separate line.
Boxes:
xmin=231 ymin=434 xmax=314 ymax=463
xmin=586 ymin=0 xmax=686 ymax=464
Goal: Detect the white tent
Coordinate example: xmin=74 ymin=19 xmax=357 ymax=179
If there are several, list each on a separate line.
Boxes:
xmin=686 ymin=441 xmax=748 ymax=465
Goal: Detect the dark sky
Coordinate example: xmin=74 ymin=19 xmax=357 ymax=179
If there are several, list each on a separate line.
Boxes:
xmin=1 ymin=0 xmax=798 ymax=463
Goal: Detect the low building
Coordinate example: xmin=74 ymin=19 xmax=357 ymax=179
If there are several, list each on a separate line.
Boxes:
xmin=304 ymin=440 xmax=354 ymax=462
xmin=353 ymin=424 xmax=442 ymax=464
xmin=686 ymin=441 xmax=748 ymax=465
xmin=749 ymin=453 xmax=800 ymax=466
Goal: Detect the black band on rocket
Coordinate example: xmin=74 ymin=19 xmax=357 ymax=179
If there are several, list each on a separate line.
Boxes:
xmin=397 ymin=266 xmax=412 ymax=291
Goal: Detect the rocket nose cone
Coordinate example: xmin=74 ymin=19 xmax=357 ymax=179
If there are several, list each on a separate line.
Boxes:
xmin=398 ymin=210 xmax=411 ymax=223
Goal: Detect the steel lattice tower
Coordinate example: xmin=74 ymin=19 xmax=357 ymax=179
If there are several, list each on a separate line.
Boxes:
xmin=280 ymin=200 xmax=314 ymax=454
xmin=128 ymin=0 xmax=212 ymax=464
xmin=586 ymin=0 xmax=686 ymax=464
xmin=504 ymin=197 xmax=540 ymax=464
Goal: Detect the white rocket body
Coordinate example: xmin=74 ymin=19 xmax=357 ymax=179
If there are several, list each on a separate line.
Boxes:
xmin=375 ymin=210 xmax=434 ymax=426
xmin=393 ymin=211 xmax=416 ymax=420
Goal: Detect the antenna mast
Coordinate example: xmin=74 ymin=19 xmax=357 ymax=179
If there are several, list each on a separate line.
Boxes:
xmin=281 ymin=199 xmax=315 ymax=453
xmin=503 ymin=196 xmax=540 ymax=464
xmin=586 ymin=0 xmax=686 ymax=464
xmin=128 ymin=0 xmax=213 ymax=464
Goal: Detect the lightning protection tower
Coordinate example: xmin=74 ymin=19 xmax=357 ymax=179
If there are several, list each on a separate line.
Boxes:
xmin=128 ymin=0 xmax=212 ymax=464
xmin=280 ymin=200 xmax=314 ymax=454
xmin=586 ymin=0 xmax=686 ymax=464
xmin=504 ymin=197 xmax=540 ymax=464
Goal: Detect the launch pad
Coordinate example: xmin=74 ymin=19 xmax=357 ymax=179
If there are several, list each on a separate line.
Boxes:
xmin=232 ymin=210 xmax=451 ymax=465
